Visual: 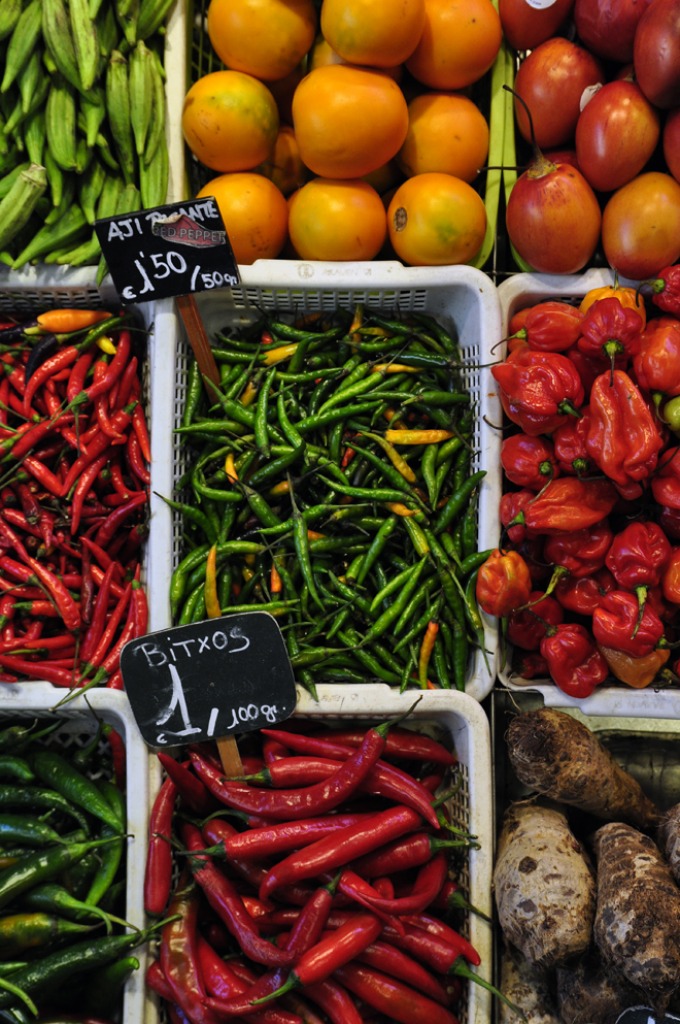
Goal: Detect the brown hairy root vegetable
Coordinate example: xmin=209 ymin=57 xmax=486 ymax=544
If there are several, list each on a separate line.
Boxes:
xmin=592 ymin=821 xmax=680 ymax=1012
xmin=493 ymin=801 xmax=596 ymax=969
xmin=658 ymin=802 xmax=680 ymax=885
xmin=556 ymin=950 xmax=644 ymax=1024
xmin=499 ymin=941 xmax=560 ymax=1024
xmin=506 ymin=708 xmax=661 ymax=830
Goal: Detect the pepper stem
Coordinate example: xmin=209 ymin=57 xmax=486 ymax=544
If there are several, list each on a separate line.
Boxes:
xmin=374 ymin=696 xmax=423 ymax=738
xmin=250 ymin=972 xmax=298 ymax=1005
xmin=450 ymin=956 xmax=524 ymax=1014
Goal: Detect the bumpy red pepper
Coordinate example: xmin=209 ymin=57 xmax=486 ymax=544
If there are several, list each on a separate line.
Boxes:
xmin=475 ymin=548 xmax=532 ymax=618
xmin=585 ymin=370 xmax=665 ymax=492
xmin=492 ymin=348 xmax=584 ymax=436
xmin=592 ymin=590 xmax=665 ymax=658
xmin=510 ymin=300 xmax=583 ymax=352
xmin=500 ymin=489 xmax=536 ymax=543
xmin=651 ymin=447 xmax=680 ymax=510
xmin=605 ymin=521 xmax=672 ymax=590
xmin=577 ymin=296 xmax=644 ymax=372
xmin=501 ymin=433 xmax=560 ymax=491
xmin=519 ymin=477 xmax=618 ymax=535
xmin=649 ymin=263 xmax=680 ymax=315
xmin=539 ymin=622 xmax=609 ymax=698
xmin=507 ymin=590 xmax=564 ymax=651
xmin=543 ymin=520 xmax=613 ymax=579
xmin=633 ymin=317 xmax=680 ymax=398
xmin=554 ymin=568 xmax=616 ymax=616
xmin=552 ymin=409 xmax=592 ymax=476
xmin=662 ymin=548 xmax=680 ymax=605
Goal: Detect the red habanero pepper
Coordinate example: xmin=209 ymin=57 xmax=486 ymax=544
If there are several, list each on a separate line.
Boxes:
xmin=633 ymin=317 xmax=680 ymax=397
xmin=509 ymin=299 xmax=583 ymax=352
xmin=189 ymin=715 xmax=402 ymax=822
xmin=180 ymin=822 xmax=297 ymax=968
xmin=592 ymin=590 xmax=665 ymax=658
xmin=144 ymin=775 xmax=176 ymax=917
xmin=554 ymin=567 xmax=616 ymax=616
xmin=514 ymin=650 xmax=550 ymax=679
xmin=662 ymin=548 xmax=680 ymax=604
xmin=605 ymin=521 xmax=672 ymax=591
xmin=500 ymin=490 xmax=535 ymax=544
xmin=520 ymin=477 xmax=618 ymax=535
xmin=577 ymin=296 xmax=644 ymax=372
xmin=258 ymin=805 xmax=424 ymax=901
xmin=252 ymin=914 xmax=383 ymax=1004
xmin=156 ymin=752 xmax=214 ymax=816
xmin=540 ymin=622 xmax=609 ymax=698
xmin=649 ymin=263 xmax=680 ymax=315
xmin=500 ymin=433 xmax=559 ymax=491
xmin=491 ymin=348 xmax=584 ymax=436
xmin=651 ymin=447 xmax=680 ymax=509
xmin=160 ymin=870 xmax=222 ymax=1024
xmin=475 ymin=548 xmax=532 ymax=618
xmin=586 ymin=370 xmax=665 ymax=492
xmin=507 ymin=590 xmax=564 ymax=651
xmin=552 ymin=409 xmax=592 ymax=476
xmin=333 ymin=962 xmax=460 ymax=1024
xmin=543 ymin=520 xmax=613 ymax=578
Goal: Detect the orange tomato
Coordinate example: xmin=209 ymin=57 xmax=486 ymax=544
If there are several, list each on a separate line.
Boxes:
xmin=386 ymin=172 xmax=486 ymax=266
xmin=207 ymin=0 xmax=317 ymax=82
xmin=287 ymin=178 xmax=387 ymax=261
xmin=397 ymin=92 xmax=489 ymax=182
xmin=602 ymin=171 xmax=680 ymax=280
xmin=257 ymin=125 xmax=308 ymax=195
xmin=197 ymin=173 xmax=289 ymax=264
xmin=182 ymin=71 xmax=279 ymax=173
xmin=579 ymin=284 xmax=647 ymax=327
xmin=291 ymin=65 xmax=409 ymax=178
xmin=320 ymin=0 xmax=426 ymax=68
xmin=406 ymin=0 xmax=502 ymax=90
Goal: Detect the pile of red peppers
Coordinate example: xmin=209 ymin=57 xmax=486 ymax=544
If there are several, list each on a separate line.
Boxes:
xmin=145 ymin=719 xmax=492 ymax=1024
xmin=478 ymin=265 xmax=680 ymax=698
xmin=0 ymin=307 xmax=149 ymax=689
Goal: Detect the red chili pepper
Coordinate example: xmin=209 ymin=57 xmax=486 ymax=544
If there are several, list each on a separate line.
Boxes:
xmin=357 ymin=939 xmax=451 ymax=1005
xmin=60 ymin=402 xmax=135 ymax=496
xmin=197 ymin=941 xmax=301 ymax=1024
xmin=540 ymin=622 xmax=610 ymax=697
xmin=70 ymin=453 xmax=110 ymax=536
xmin=551 ymin=408 xmax=592 ymax=476
xmin=340 ymin=850 xmax=448 ymax=917
xmin=258 ymin=805 xmax=423 ymax=901
xmin=160 ymin=870 xmax=222 ymax=1024
xmin=181 ymin=822 xmax=297 ymax=968
xmin=262 ymin=725 xmax=455 ymax=767
xmin=92 ymin=490 xmax=147 ymax=549
xmin=144 ymin=775 xmax=176 ymax=917
xmin=476 ymin=548 xmax=532 ymax=617
xmin=66 ymin=350 xmax=95 ymax=402
xmin=586 ymin=370 xmax=665 ymax=492
xmin=577 ymin=296 xmax=644 ymax=373
xmin=132 ymin=403 xmax=151 ymax=462
xmin=554 ymin=567 xmax=616 ymax=616
xmin=510 ymin=299 xmax=583 ymax=352
xmin=491 ymin=348 xmax=584 ymax=436
xmin=543 ymin=520 xmax=613 ymax=578
xmin=190 ymin=716 xmax=398 ymax=822
xmin=80 ymin=330 xmax=132 ymax=404
xmin=0 ymin=653 xmax=76 ymax=686
xmin=283 ymin=875 xmax=339 ymax=958
xmin=333 ymin=962 xmax=460 ymax=1024
xmin=217 ymin=812 xmax=374 ymax=861
xmin=501 ymin=433 xmax=560 ymax=491
xmin=519 ymin=477 xmax=619 ymax=535
xmin=605 ymin=520 xmax=672 ymax=591
xmin=649 ymin=263 xmax=680 ymax=315
xmin=156 ymin=752 xmax=214 ymax=816
xmin=633 ymin=316 xmax=680 ymax=397
xmin=592 ymin=589 xmax=665 ymax=658
xmin=652 ymin=447 xmax=680 ymax=510
xmin=126 ymin=429 xmax=151 ymax=485
xmin=507 ymin=590 xmax=564 ymax=651
xmin=21 ymin=455 xmax=65 ymax=496
xmin=303 ymin=977 xmax=363 ymax=1024
xmin=22 ymin=345 xmax=80 ymax=416
xmin=114 ymin=353 xmax=139 ymax=408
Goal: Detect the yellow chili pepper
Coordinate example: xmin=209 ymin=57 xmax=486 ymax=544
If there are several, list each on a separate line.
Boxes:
xmin=269 ymin=480 xmax=290 ymax=497
xmin=270 ymin=562 xmax=283 ymax=596
xmin=361 ymin=431 xmax=417 ymax=484
xmin=224 ymin=452 xmax=238 ymax=482
xmin=384 ymin=429 xmax=454 ymax=445
xmin=239 ymin=380 xmax=258 ymax=407
xmin=307 ymin=529 xmax=326 ymax=541
xmin=371 ymin=363 xmax=420 ymax=374
xmin=96 ymin=335 xmax=117 ymax=355
xmin=204 ymin=544 xmax=221 ymax=620
xmin=349 ymin=305 xmax=363 ymax=343
xmin=418 ymin=620 xmax=439 ymax=689
xmin=261 ymin=343 xmax=298 ymax=366
xmin=385 ymin=502 xmax=420 ymax=517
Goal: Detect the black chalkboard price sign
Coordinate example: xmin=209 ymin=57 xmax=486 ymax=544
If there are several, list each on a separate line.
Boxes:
xmin=616 ymin=1008 xmax=680 ymax=1024
xmin=94 ymin=196 xmax=240 ymax=304
xmin=119 ymin=611 xmax=297 ymax=750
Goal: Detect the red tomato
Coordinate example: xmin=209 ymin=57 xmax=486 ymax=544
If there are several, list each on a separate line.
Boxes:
xmin=506 ymin=154 xmax=602 ymax=273
xmin=633 ymin=0 xmax=680 ymax=109
xmin=601 ymin=171 xmax=680 ymax=280
xmin=664 ymin=107 xmax=680 ymax=183
xmin=574 ymin=0 xmax=653 ymax=63
xmin=575 ymin=80 xmax=661 ymax=192
xmin=513 ymin=37 xmax=604 ymax=149
xmin=499 ymin=0 xmax=574 ymax=51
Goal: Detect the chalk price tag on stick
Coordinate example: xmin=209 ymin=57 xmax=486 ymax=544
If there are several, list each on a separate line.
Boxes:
xmin=94 ymin=196 xmax=240 ymax=304
xmin=120 ymin=611 xmax=297 ymax=751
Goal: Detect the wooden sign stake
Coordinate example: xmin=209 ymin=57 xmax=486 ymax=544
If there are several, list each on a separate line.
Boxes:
xmin=176 ymin=294 xmax=244 ymax=778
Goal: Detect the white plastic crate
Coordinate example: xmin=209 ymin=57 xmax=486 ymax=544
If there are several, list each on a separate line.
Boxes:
xmin=0 ymin=683 xmax=150 ymax=1024
xmin=497 ymin=270 xmax=680 ymax=719
xmin=147 ymin=682 xmax=494 ymax=1024
xmin=146 ymin=260 xmax=503 ymax=699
